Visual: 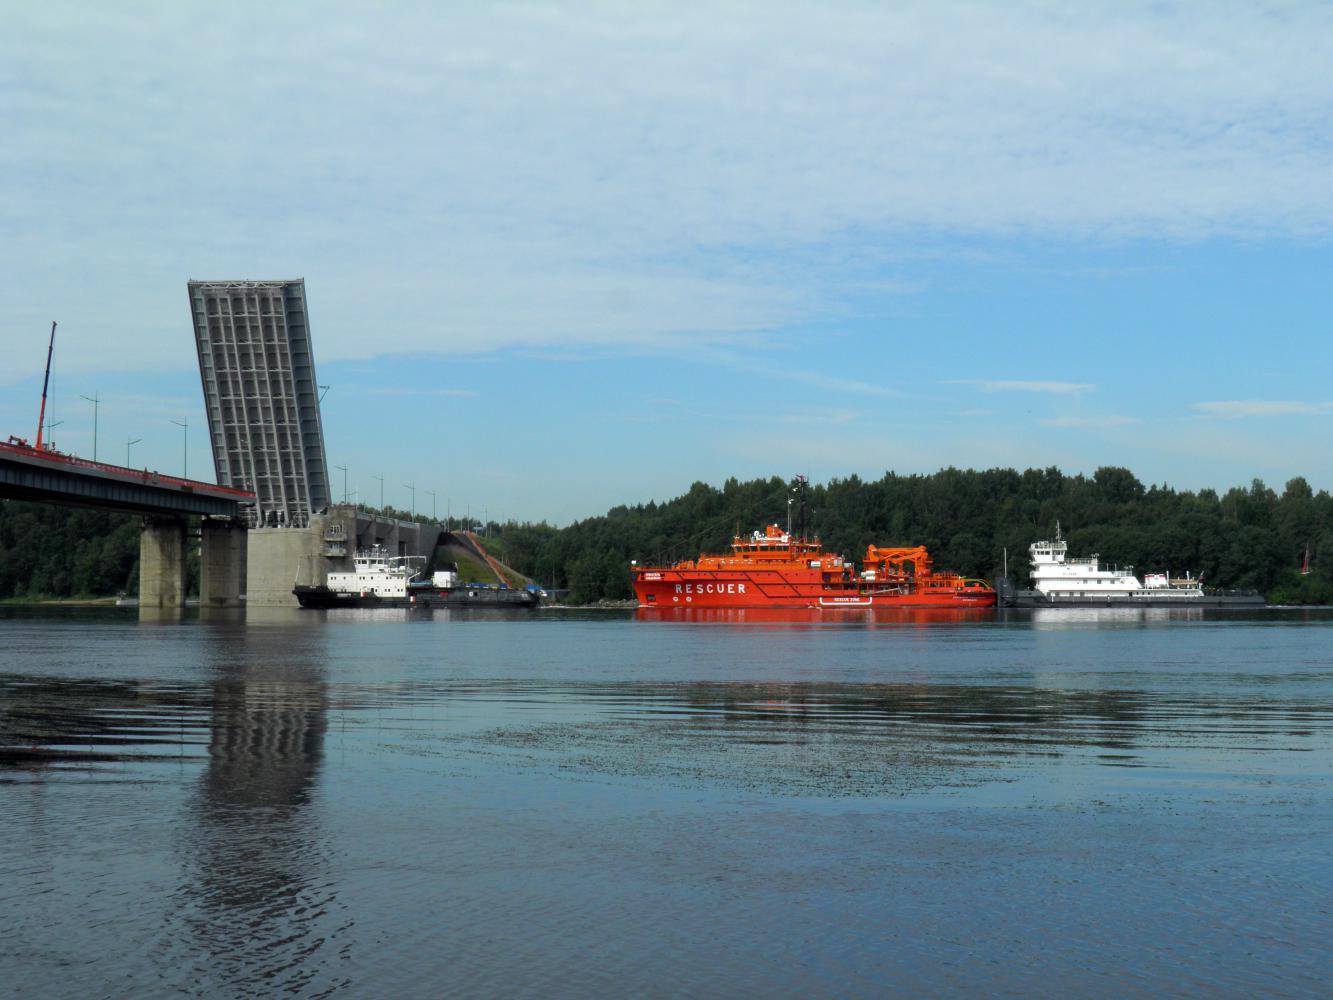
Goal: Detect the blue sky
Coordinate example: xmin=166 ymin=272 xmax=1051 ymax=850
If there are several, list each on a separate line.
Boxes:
xmin=2 ymin=2 xmax=1331 ymax=523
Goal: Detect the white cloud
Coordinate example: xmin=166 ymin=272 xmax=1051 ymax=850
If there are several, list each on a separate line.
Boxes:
xmin=2 ymin=1 xmax=1332 ymax=375
xmin=948 ymin=380 xmax=1095 ymax=394
xmin=1195 ymin=400 xmax=1333 ymax=418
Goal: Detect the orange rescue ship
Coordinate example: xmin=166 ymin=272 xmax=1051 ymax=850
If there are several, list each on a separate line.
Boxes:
xmin=632 ymin=524 xmax=996 ymax=610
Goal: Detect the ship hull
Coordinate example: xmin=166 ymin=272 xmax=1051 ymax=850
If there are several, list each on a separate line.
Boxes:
xmin=293 ymin=586 xmax=408 ymax=608
xmin=408 ymin=585 xmax=540 ymax=609
xmin=293 ymin=585 xmax=541 ymax=609
xmin=633 ymin=570 xmax=995 ymax=609
xmin=1004 ymin=589 xmax=1265 ymax=608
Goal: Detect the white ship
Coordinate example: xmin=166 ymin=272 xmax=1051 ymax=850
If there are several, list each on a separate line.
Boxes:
xmin=293 ymin=545 xmax=540 ymax=609
xmin=1006 ymin=524 xmax=1263 ymax=607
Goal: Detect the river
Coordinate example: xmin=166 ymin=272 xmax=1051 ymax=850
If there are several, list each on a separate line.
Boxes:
xmin=1 ymin=606 xmax=1330 ymax=997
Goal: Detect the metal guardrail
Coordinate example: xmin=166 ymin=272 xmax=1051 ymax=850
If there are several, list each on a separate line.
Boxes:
xmin=0 ymin=439 xmax=256 ymax=502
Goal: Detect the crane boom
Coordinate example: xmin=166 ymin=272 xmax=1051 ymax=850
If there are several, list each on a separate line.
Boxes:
xmin=34 ymin=321 xmax=56 ymax=450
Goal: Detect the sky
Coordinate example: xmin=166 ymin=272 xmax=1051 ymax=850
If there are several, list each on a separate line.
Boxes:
xmin=2 ymin=1 xmax=1331 ymax=523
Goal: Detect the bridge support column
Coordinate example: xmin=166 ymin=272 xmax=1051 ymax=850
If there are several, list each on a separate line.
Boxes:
xmin=200 ymin=517 xmax=246 ymax=608
xmin=140 ymin=516 xmax=188 ymax=609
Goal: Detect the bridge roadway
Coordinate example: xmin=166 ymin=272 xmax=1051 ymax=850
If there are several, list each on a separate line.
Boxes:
xmin=1 ymin=438 xmax=255 ymax=609
xmin=0 ymin=438 xmax=253 ymax=517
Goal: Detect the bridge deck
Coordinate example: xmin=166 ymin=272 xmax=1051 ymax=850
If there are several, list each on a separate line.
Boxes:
xmin=0 ymin=440 xmax=255 ymax=518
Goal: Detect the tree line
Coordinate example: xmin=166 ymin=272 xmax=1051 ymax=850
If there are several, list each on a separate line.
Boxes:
xmin=2 ymin=466 xmax=1330 ymax=603
xmin=487 ymin=467 xmax=1332 ymax=605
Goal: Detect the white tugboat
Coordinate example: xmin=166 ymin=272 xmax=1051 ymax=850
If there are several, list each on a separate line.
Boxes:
xmin=1006 ymin=524 xmax=1263 ymax=607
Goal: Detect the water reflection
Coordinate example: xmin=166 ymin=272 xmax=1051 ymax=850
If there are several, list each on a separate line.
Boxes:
xmin=0 ymin=674 xmax=210 ymax=768
xmin=425 ymin=676 xmax=1332 ymax=797
xmin=1029 ymin=606 xmax=1207 ymax=627
xmin=163 ymin=624 xmax=345 ymax=996
xmin=635 ymin=606 xmax=997 ymax=626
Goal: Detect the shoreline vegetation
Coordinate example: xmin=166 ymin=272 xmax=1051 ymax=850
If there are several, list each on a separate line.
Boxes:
xmin=2 ymin=466 xmax=1330 ymax=605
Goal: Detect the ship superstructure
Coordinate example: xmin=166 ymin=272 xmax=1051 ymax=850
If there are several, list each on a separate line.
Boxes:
xmin=314 ymin=546 xmax=423 ymax=601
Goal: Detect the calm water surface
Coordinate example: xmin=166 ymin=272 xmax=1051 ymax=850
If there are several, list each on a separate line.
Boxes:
xmin=1 ymin=606 xmax=1331 ymax=998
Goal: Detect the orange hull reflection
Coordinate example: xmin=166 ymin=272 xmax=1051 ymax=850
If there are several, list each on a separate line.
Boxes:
xmin=635 ymin=606 xmax=997 ymax=626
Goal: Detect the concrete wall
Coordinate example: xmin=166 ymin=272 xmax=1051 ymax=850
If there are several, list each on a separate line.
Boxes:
xmin=246 ymin=519 xmax=332 ymax=607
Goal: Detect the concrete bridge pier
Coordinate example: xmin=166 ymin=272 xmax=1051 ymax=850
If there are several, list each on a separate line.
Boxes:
xmin=140 ymin=516 xmax=188 ymax=609
xmin=200 ymin=516 xmax=246 ymax=608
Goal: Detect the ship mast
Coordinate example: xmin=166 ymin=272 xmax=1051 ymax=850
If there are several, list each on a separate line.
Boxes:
xmin=791 ymin=473 xmax=809 ymax=541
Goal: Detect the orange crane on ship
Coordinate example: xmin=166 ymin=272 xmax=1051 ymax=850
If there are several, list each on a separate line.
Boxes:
xmin=863 ymin=545 xmax=934 ymax=579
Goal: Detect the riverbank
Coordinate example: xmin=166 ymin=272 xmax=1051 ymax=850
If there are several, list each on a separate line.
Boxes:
xmin=0 ymin=595 xmax=123 ymax=606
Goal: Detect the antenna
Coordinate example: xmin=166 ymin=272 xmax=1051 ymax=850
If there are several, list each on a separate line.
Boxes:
xmin=35 ymin=322 xmax=56 ymax=450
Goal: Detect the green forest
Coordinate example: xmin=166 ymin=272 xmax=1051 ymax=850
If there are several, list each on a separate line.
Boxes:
xmin=2 ymin=466 xmax=1330 ymax=604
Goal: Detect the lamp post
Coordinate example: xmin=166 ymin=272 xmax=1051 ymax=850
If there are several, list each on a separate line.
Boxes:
xmin=425 ymin=490 xmax=437 ymax=522
xmin=80 ymin=392 xmax=100 ymax=461
xmin=170 ymin=418 xmax=188 ymax=478
xmin=371 ymin=474 xmax=384 ymax=513
xmin=45 ymin=419 xmax=63 ymax=449
xmin=404 ymin=483 xmax=416 ymax=520
xmin=126 ymin=436 xmax=142 ymax=467
xmin=335 ymin=464 xmax=348 ymax=505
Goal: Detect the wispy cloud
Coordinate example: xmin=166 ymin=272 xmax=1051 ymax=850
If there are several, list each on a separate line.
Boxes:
xmin=947 ymin=380 xmax=1095 ymax=395
xmin=696 ymin=349 xmax=898 ymax=397
xmin=1041 ymin=415 xmax=1140 ymax=428
xmin=3 ymin=3 xmax=1333 ymax=373
xmin=1195 ymin=400 xmax=1333 ymax=418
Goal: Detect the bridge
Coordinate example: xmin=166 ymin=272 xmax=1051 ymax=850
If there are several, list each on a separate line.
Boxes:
xmin=1 ymin=438 xmax=255 ymax=608
xmin=5 ymin=279 xmax=438 ymax=611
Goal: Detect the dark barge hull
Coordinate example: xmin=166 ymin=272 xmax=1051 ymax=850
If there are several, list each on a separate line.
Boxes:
xmin=408 ymin=586 xmax=541 ymax=609
xmin=293 ymin=585 xmax=541 ymax=609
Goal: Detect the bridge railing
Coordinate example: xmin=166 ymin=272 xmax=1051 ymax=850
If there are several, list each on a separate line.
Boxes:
xmin=0 ymin=439 xmax=256 ymax=503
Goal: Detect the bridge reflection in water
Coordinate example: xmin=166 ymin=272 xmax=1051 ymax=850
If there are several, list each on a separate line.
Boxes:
xmin=165 ymin=622 xmax=343 ymax=995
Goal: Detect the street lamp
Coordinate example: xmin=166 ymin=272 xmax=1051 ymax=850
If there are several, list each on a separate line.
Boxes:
xmin=45 ymin=419 xmax=63 ymax=449
xmin=404 ymin=483 xmax=416 ymax=520
xmin=426 ymin=490 xmax=437 ymax=522
xmin=371 ymin=474 xmax=384 ymax=513
xmin=170 ymin=418 xmax=188 ymax=478
xmin=80 ymin=392 xmax=100 ymax=461
xmin=126 ymin=436 xmax=142 ymax=467
xmin=335 ymin=464 xmax=348 ymax=505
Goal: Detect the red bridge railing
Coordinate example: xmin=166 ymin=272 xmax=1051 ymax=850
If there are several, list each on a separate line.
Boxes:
xmin=1 ymin=438 xmax=256 ymax=502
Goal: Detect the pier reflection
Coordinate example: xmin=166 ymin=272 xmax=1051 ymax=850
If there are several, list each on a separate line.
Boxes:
xmin=164 ymin=621 xmax=344 ymax=995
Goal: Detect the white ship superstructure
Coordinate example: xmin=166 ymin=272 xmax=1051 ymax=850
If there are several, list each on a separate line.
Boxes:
xmin=1029 ymin=525 xmax=1204 ymax=601
xmin=325 ymin=546 xmax=423 ymax=598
